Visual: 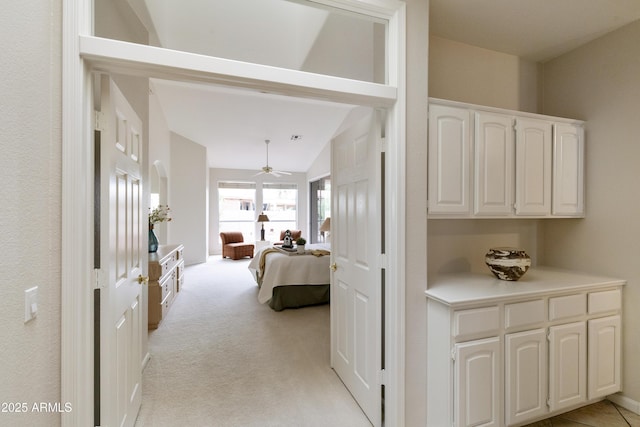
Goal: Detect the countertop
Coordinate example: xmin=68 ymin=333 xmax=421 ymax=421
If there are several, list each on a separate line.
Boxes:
xmin=425 ymin=267 xmax=625 ymax=308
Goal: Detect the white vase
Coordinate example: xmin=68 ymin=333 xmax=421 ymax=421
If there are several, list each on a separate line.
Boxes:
xmin=297 ymin=245 xmax=305 ymax=254
xmin=485 ymin=247 xmax=531 ymax=281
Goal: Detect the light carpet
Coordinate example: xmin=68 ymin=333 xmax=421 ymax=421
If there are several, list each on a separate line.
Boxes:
xmin=134 ymin=256 xmax=371 ymax=427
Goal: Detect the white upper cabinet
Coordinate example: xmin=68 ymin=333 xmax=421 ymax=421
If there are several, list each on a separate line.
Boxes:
xmin=515 ymin=118 xmax=552 ymax=216
xmin=553 ymin=123 xmax=585 ymax=216
xmin=428 ymin=104 xmax=472 ymax=215
xmin=474 ymin=112 xmax=514 ymax=216
xmin=428 ymin=98 xmax=584 ymax=219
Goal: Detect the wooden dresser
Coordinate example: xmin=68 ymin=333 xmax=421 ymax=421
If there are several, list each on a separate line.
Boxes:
xmin=148 ymin=244 xmax=184 ymax=329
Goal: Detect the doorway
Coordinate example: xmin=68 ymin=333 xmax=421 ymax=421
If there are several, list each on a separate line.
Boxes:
xmin=61 ymin=1 xmax=406 ymax=425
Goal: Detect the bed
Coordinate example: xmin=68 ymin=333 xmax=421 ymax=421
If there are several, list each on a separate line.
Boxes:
xmin=248 ymin=243 xmax=331 ymax=311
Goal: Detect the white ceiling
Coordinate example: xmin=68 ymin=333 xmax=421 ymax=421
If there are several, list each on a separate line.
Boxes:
xmin=139 ymin=1 xmax=640 ymax=171
xmin=429 ymin=0 xmax=640 ymax=63
xmin=151 ymin=79 xmax=356 ymax=172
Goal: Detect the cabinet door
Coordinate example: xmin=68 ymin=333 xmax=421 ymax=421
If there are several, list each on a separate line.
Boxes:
xmin=552 ymin=124 xmax=584 ymax=216
xmin=515 ymin=118 xmax=552 ymax=216
xmin=588 ymin=315 xmax=621 ymax=399
xmin=474 ymin=112 xmax=514 ymax=216
xmin=428 ymin=104 xmax=472 ymax=215
xmin=454 ymin=337 xmax=501 ymax=427
xmin=549 ymin=321 xmax=587 ymax=412
xmin=505 ymin=329 xmax=548 ymax=425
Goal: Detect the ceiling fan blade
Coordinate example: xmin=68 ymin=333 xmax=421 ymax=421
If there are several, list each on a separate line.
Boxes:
xmin=252 ymin=170 xmax=266 ymax=177
xmin=273 ymin=170 xmax=291 ymax=175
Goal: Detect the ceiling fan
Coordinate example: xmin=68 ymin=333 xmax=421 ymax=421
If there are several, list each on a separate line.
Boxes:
xmin=254 ymin=139 xmax=291 ymax=177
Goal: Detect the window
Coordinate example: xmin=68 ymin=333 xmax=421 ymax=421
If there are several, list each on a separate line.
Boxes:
xmin=310 ymin=177 xmax=331 ymax=243
xmin=262 ymin=183 xmax=298 ymax=242
xmin=218 ymin=182 xmax=256 ymax=241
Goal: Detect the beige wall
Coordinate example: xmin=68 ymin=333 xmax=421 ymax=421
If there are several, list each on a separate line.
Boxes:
xmin=404 ymin=0 xmax=430 ymax=425
xmin=429 ymin=36 xmax=541 ymax=113
xmin=149 ymin=86 xmax=172 ymax=245
xmin=170 ymin=133 xmax=209 ymax=265
xmin=0 ymin=1 xmax=62 ymax=425
xmin=541 ymin=20 xmax=640 ymax=403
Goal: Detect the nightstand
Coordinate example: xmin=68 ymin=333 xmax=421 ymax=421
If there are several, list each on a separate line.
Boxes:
xmin=254 ymin=240 xmax=271 ymax=251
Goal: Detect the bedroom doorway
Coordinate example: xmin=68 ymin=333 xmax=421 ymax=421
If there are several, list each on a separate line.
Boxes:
xmin=62 ymin=1 xmax=406 ymax=425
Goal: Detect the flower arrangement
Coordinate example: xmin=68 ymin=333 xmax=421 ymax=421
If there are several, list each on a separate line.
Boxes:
xmin=149 ymin=205 xmax=172 ymax=226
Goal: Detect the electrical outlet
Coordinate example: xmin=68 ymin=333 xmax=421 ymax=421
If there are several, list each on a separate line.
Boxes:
xmin=24 ymin=286 xmax=38 ymax=323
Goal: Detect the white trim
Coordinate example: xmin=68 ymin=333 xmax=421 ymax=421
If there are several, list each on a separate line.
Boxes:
xmin=63 ymin=1 xmax=406 ymax=426
xmin=307 ymin=0 xmax=405 ymax=19
xmin=61 ymin=0 xmax=94 ymax=426
xmin=80 ymin=36 xmax=397 ymax=108
xmin=608 ymin=394 xmax=640 ymax=415
xmin=383 ymin=3 xmax=407 ymax=425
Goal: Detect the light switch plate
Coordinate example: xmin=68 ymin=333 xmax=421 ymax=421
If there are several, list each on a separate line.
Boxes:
xmin=24 ymin=286 xmax=38 ymax=323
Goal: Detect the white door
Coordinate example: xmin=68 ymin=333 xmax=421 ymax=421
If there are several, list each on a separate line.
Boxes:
xmin=454 ymin=337 xmax=500 ymax=427
xmin=588 ymin=315 xmax=621 ymax=399
xmin=548 ymin=321 xmax=587 ymax=412
xmin=515 ymin=118 xmax=552 ymax=216
xmin=474 ymin=111 xmax=514 ymax=216
xmin=331 ymin=111 xmax=381 ymax=426
xmin=97 ymin=75 xmax=144 ymax=427
xmin=428 ymin=104 xmax=472 ymax=215
xmin=552 ymin=123 xmax=585 ymax=216
xmin=505 ymin=329 xmax=548 ymax=425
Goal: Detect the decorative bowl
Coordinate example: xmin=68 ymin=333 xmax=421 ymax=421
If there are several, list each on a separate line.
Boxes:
xmin=485 ymin=247 xmax=531 ymax=281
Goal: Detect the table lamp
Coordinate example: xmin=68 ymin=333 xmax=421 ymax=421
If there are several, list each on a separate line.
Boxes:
xmin=257 ymin=213 xmax=270 ymax=241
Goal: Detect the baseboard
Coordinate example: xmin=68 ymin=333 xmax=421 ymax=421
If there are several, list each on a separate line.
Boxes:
xmin=142 ymin=352 xmax=151 ymax=371
xmin=608 ymin=393 xmax=640 ymax=415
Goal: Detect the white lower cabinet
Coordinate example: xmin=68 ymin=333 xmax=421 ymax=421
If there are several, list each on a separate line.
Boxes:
xmin=455 ymin=338 xmax=501 ymax=427
xmin=426 ymin=271 xmax=624 ymax=427
xmin=548 ymin=321 xmax=587 ymax=412
xmin=588 ymin=315 xmax=622 ymax=399
xmin=505 ymin=329 xmax=547 ymax=425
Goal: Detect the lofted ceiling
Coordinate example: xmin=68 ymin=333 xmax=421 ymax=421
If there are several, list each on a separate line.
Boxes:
xmin=134 ymin=0 xmax=640 ymax=172
xmin=150 ymin=79 xmax=357 ymax=172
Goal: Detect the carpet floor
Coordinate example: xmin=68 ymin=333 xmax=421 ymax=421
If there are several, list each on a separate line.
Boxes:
xmin=134 ymin=256 xmax=371 ymax=427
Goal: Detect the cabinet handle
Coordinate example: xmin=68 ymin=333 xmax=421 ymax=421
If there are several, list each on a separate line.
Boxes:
xmin=137 ymin=275 xmax=149 ymax=285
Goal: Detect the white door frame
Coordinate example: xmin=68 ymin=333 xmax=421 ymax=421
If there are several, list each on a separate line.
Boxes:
xmin=61 ymin=1 xmax=406 ymax=426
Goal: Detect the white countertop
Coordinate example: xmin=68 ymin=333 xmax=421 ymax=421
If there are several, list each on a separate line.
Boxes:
xmin=425 ymin=267 xmax=625 ymax=308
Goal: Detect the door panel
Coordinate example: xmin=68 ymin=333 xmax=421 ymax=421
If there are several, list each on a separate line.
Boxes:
xmin=552 ymin=124 xmax=584 ymax=216
xmin=331 ymin=111 xmax=381 ymax=426
xmin=474 ymin=112 xmax=514 ymax=215
xmin=549 ymin=321 xmax=587 ymax=412
xmin=98 ymin=75 xmax=144 ymax=427
xmin=428 ymin=104 xmax=472 ymax=214
xmin=454 ymin=338 xmax=500 ymax=427
xmin=588 ymin=316 xmax=621 ymax=398
xmin=515 ymin=118 xmax=552 ymax=216
xmin=505 ymin=329 xmax=548 ymax=425
xmin=335 ymin=279 xmax=349 ymax=364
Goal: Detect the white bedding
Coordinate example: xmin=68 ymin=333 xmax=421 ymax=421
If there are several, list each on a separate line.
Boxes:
xmin=248 ymin=243 xmax=331 ymax=304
